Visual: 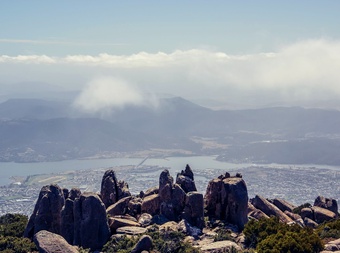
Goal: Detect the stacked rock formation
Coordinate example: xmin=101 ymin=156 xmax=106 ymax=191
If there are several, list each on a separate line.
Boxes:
xmin=24 ymin=184 xmax=65 ymax=238
xmin=248 ymin=195 xmax=338 ymax=229
xmin=25 ymin=165 xmax=255 ymax=251
xmin=204 ymin=172 xmax=249 ymax=230
xmin=101 ymin=169 xmax=131 ymax=208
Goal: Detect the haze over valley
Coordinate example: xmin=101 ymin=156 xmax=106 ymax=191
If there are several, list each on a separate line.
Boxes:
xmin=0 ymin=96 xmax=340 ymax=166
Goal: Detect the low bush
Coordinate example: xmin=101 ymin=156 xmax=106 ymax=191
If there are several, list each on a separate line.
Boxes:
xmin=243 ymin=217 xmax=323 ymax=253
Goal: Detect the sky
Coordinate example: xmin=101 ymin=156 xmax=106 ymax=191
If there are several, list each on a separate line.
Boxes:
xmin=1 ymin=1 xmax=340 ymax=110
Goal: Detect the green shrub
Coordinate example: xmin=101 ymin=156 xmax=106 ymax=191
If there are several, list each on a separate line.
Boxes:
xmin=0 ymin=236 xmax=36 ymax=253
xmin=102 ymin=235 xmax=138 ymax=253
xmin=213 ymin=227 xmax=235 ymax=242
xmin=0 ymin=213 xmax=37 ymax=253
xmin=0 ymin=213 xmax=28 ymax=237
xmin=103 ymin=230 xmax=200 ymax=253
xmin=317 ymin=218 xmax=340 ymax=239
xmin=243 ymin=217 xmax=323 ymax=253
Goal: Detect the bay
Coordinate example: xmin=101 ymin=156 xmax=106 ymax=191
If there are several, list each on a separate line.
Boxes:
xmin=0 ymin=156 xmax=250 ymax=186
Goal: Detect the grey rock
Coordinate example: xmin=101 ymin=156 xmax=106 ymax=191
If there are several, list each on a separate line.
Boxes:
xmin=34 ymin=230 xmax=79 ymax=253
xmin=176 ymin=164 xmax=197 ymax=193
xmin=74 ymin=192 xmax=110 ymax=251
xmin=61 ymin=198 xmax=75 ymax=244
xmin=304 ymin=217 xmax=318 ymax=228
xmin=100 ymin=169 xmax=131 ymax=208
xmin=68 ymin=188 xmax=81 ymax=200
xmin=251 ymin=195 xmax=293 ymax=224
xmin=205 ymin=175 xmax=249 ymax=229
xmin=271 ymin=198 xmax=296 ymax=213
xmin=106 ymin=196 xmax=132 ymax=216
xmin=138 ymin=213 xmax=153 ymax=227
xmin=312 ymin=206 xmax=337 ymax=223
xmin=314 ymin=196 xmax=338 ymax=216
xmin=131 ymin=235 xmax=153 ymax=253
xmin=116 ymin=226 xmax=147 ymax=235
xmin=178 ymin=219 xmax=202 ymax=237
xmin=24 ymin=184 xmax=65 ymax=238
xmin=141 ymin=194 xmax=160 ymax=216
xmin=182 ymin=191 xmax=205 ymax=229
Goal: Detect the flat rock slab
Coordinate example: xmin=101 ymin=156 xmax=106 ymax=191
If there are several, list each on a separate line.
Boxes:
xmin=324 ymin=238 xmax=340 ymax=251
xmin=116 ymin=226 xmax=147 ymax=235
xmin=34 ymin=230 xmax=79 ymax=253
xmin=199 ymin=240 xmax=241 ymax=252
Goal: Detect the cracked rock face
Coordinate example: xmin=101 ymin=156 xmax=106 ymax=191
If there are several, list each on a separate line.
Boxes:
xmin=100 ymin=169 xmax=131 ymax=208
xmin=24 ymin=184 xmax=65 ymax=239
xmin=204 ymin=174 xmax=249 ymax=230
xmin=74 ymin=192 xmax=110 ymax=251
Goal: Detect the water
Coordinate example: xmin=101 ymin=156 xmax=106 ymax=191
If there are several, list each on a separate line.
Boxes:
xmin=0 ymin=156 xmax=249 ymax=186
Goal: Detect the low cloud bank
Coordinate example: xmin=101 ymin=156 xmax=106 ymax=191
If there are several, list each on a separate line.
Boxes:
xmin=1 ymin=39 xmax=340 ymax=109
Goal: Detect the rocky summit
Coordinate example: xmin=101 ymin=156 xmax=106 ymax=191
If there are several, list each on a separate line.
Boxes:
xmin=23 ymin=165 xmax=339 ymax=252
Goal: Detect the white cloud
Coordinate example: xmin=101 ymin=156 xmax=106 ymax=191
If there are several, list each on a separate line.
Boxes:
xmin=73 ymin=77 xmax=146 ymax=112
xmin=1 ymin=38 xmax=340 ymax=108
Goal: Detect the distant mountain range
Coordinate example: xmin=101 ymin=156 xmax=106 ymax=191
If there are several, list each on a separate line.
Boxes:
xmin=1 ymin=97 xmax=340 ymax=165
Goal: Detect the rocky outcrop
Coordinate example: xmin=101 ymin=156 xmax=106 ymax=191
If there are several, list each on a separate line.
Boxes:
xmin=182 ymin=191 xmax=205 ymax=229
xmin=61 ymin=198 xmax=75 ymax=244
xmin=34 ymin=230 xmax=79 ymax=253
xmin=301 ymin=206 xmax=337 ymax=224
xmin=248 ymin=203 xmax=269 ymax=220
xmin=304 ymin=217 xmax=318 ymax=228
xmin=204 ymin=173 xmax=248 ymax=229
xmin=312 ymin=206 xmax=337 ymax=223
xmin=100 ymin=169 xmax=131 ymax=208
xmin=109 ymin=217 xmax=140 ymax=233
xmin=323 ymin=238 xmax=340 ymax=252
xmin=176 ymin=164 xmax=197 ymax=193
xmin=74 ymin=192 xmax=110 ymax=251
xmin=199 ymin=240 xmax=242 ymax=252
xmin=141 ymin=194 xmax=160 ymax=215
xmin=314 ymin=196 xmax=338 ymax=216
xmin=251 ymin=195 xmax=293 ymax=223
xmin=107 ymin=196 xmax=132 ymax=216
xmin=60 ymin=188 xmax=81 ymax=244
xmin=24 ymin=184 xmax=65 ymax=238
xmin=270 ymin=198 xmax=296 ymax=213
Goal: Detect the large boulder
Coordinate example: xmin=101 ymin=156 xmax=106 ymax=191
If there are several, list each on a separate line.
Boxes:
xmin=182 ymin=191 xmax=205 ymax=229
xmin=61 ymin=198 xmax=75 ymax=244
xmin=74 ymin=192 xmax=110 ymax=251
xmin=251 ymin=195 xmax=293 ymax=223
xmin=107 ymin=196 xmax=132 ymax=216
xmin=131 ymin=235 xmax=153 ymax=253
xmin=300 ymin=206 xmax=337 ymax=224
xmin=24 ymin=184 xmax=65 ymax=238
xmin=34 ymin=230 xmax=79 ymax=253
xmin=312 ymin=206 xmax=337 ymax=223
xmin=100 ymin=169 xmax=131 ymax=208
xmin=108 ymin=217 xmax=140 ymax=233
xmin=205 ymin=174 xmax=248 ymax=229
xmin=176 ymin=164 xmax=197 ymax=193
xmin=270 ymin=198 xmax=296 ymax=213
xmin=248 ymin=203 xmax=269 ymax=220
xmin=141 ymin=194 xmax=160 ymax=215
xmin=314 ymin=196 xmax=338 ymax=216
xmin=60 ymin=188 xmax=81 ymax=244
xmin=159 ymin=170 xmax=175 ymax=220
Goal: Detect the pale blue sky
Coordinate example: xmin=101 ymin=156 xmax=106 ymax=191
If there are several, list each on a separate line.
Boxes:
xmin=2 ymin=1 xmax=340 ymax=109
xmin=1 ymin=1 xmax=340 ymax=56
